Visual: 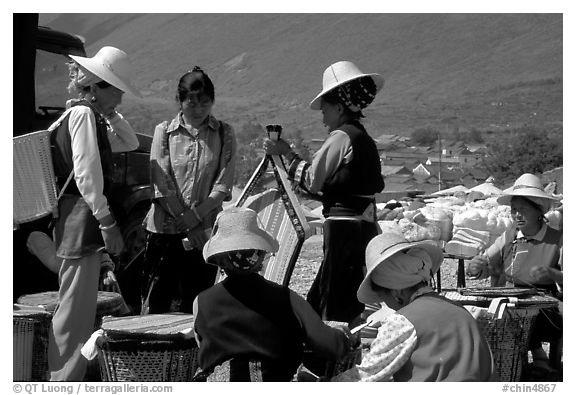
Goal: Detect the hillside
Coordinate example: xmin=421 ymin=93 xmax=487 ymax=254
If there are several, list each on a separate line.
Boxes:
xmin=40 ymin=13 xmax=563 ymax=140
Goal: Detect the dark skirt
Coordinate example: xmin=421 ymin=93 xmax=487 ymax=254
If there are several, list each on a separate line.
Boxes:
xmin=140 ymin=232 xmax=218 ymax=314
xmin=306 ymin=218 xmax=379 ymax=324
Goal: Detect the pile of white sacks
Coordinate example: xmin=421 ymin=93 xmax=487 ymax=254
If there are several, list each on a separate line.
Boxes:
xmin=376 ymin=195 xmax=513 ymax=257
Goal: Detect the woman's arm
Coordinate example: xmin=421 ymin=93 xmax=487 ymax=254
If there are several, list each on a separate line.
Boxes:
xmin=196 ymin=123 xmax=237 ymax=218
xmin=149 ymin=122 xmax=187 ymax=217
xmin=68 ymin=106 xmax=110 ymax=221
xmin=288 ymin=291 xmax=350 ymax=360
xmin=332 ymin=313 xmax=417 ymax=382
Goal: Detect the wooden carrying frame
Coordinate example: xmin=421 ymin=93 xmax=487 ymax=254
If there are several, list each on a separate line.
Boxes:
xmin=216 ymin=155 xmax=312 ymax=286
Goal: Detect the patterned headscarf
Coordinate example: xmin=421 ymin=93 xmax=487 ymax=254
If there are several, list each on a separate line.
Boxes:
xmin=67 ymin=62 xmax=103 ymax=96
xmin=217 ymin=249 xmax=266 ymax=274
xmin=336 ymin=76 xmax=377 ymax=113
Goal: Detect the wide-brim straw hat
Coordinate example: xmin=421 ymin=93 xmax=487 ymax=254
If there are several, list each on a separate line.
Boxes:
xmin=309 ymin=60 xmax=384 ymax=110
xmin=70 ymin=46 xmax=141 ymax=98
xmin=496 ymin=173 xmax=558 ymax=212
xmin=357 ymin=232 xmax=443 ymax=304
xmin=203 ymin=207 xmax=279 ymax=265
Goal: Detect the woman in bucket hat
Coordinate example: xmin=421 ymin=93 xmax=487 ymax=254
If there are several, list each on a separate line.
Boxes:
xmin=467 ymin=173 xmax=563 ymax=374
xmin=192 ymin=207 xmax=355 ymax=381
xmin=140 ymin=66 xmax=237 ymax=315
xmin=264 ymin=61 xmax=385 ymax=325
xmin=44 ymin=46 xmax=140 ymax=381
xmin=333 ymin=232 xmax=493 ymax=381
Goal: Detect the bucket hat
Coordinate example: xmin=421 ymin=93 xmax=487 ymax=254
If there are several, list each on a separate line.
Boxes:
xmin=357 ymin=232 xmax=443 ymax=304
xmin=497 ymin=173 xmax=557 ymax=213
xmin=203 ymin=207 xmax=279 ymax=265
xmin=69 ymin=46 xmax=141 ymax=97
xmin=310 ymin=61 xmax=384 ymax=110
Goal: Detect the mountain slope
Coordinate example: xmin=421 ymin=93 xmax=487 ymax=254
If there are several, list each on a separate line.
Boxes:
xmin=40 ymin=13 xmax=562 ymax=138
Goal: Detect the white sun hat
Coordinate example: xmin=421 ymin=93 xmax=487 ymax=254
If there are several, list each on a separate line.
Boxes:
xmin=496 ymin=173 xmax=558 ymax=213
xmin=309 ymin=60 xmax=384 ymax=110
xmin=70 ymin=46 xmax=141 ymax=97
xmin=203 ymin=207 xmax=279 ymax=265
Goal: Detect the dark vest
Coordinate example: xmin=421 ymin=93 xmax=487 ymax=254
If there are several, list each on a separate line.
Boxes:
xmin=322 ymin=121 xmax=384 ymax=216
xmin=194 ymin=273 xmax=305 ymax=381
xmin=50 ymin=100 xmax=114 ymax=196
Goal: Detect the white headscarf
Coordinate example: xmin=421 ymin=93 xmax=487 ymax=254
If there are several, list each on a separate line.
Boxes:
xmin=370 ymin=247 xmax=435 ymax=290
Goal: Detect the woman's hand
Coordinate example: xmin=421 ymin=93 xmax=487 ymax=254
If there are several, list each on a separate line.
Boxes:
xmin=185 ymin=226 xmax=210 ymax=250
xmin=529 ymin=266 xmax=553 ymax=283
xmin=174 ymin=210 xmax=201 ymax=233
xmin=100 ymin=225 xmax=124 ymax=256
xmin=264 ymin=137 xmax=292 ymax=156
xmin=466 ymin=255 xmax=489 ymax=279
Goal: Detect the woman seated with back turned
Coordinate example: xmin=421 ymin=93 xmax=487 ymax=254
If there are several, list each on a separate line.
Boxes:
xmin=193 ymin=207 xmax=355 ymax=381
xmin=333 ymin=232 xmax=493 ymax=382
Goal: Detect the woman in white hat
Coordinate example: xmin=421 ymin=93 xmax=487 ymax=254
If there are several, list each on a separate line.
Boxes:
xmin=333 ymin=232 xmax=493 ymax=381
xmin=264 ymin=61 xmax=385 ymax=325
xmin=47 ymin=46 xmax=140 ymax=381
xmin=193 ymin=207 xmax=354 ymax=381
xmin=140 ymin=67 xmax=237 ymax=315
xmin=467 ymin=173 xmax=563 ymax=373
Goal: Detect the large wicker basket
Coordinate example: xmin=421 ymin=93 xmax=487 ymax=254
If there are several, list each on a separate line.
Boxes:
xmin=443 ymin=289 xmax=558 ymax=381
xmin=97 ymin=314 xmax=198 ymax=382
xmin=13 ymin=130 xmax=59 ymax=225
xmin=98 ymin=337 xmax=198 ymax=381
xmin=477 ymin=306 xmax=539 ymax=381
xmin=13 ymin=307 xmax=52 ymax=381
xmin=17 ymin=291 xmax=125 ymax=330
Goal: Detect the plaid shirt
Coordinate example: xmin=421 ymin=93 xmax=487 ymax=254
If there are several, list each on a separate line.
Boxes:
xmin=144 ymin=113 xmax=236 ymax=234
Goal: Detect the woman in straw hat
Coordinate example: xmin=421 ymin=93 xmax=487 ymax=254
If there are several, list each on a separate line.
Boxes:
xmin=193 ymin=207 xmax=355 ymax=381
xmin=46 ymin=46 xmax=140 ymax=381
xmin=140 ymin=67 xmax=237 ymax=315
xmin=264 ymin=61 xmax=385 ymax=325
xmin=333 ymin=232 xmax=493 ymax=381
xmin=467 ymin=173 xmax=563 ymax=374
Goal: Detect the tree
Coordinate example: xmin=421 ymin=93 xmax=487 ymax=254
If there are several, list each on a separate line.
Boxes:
xmin=480 ymin=126 xmax=562 ymax=184
xmin=411 ymin=127 xmax=439 ymax=146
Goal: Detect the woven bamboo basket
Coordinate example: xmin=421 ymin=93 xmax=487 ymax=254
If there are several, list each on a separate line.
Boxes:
xmin=443 ymin=289 xmax=558 ymax=381
xmin=13 ymin=308 xmax=52 ymax=381
xmin=477 ymin=307 xmax=539 ymax=382
xmin=17 ymin=291 xmax=125 ymax=330
xmin=98 ymin=338 xmax=198 ymax=381
xmin=13 ymin=130 xmax=59 ymax=225
xmin=97 ymin=314 xmax=198 ymax=382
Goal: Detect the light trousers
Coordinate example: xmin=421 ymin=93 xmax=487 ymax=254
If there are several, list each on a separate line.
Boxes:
xmin=48 ymin=252 xmax=100 ymax=381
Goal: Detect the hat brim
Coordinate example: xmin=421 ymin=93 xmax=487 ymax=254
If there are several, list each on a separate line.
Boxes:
xmin=309 ymin=73 xmax=384 ymax=110
xmin=357 ymin=240 xmax=443 ymax=304
xmin=496 ymin=190 xmax=557 ymax=209
xmin=203 ymin=230 xmax=279 ymax=265
xmin=69 ymin=54 xmax=142 ymax=98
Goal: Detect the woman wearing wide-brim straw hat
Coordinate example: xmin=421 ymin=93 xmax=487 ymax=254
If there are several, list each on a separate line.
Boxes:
xmin=332 ymin=232 xmax=493 ymax=381
xmin=46 ymin=46 xmax=140 ymax=381
xmin=192 ymin=207 xmax=355 ymax=381
xmin=264 ymin=61 xmax=385 ymax=325
xmin=467 ymin=173 xmax=563 ymax=373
